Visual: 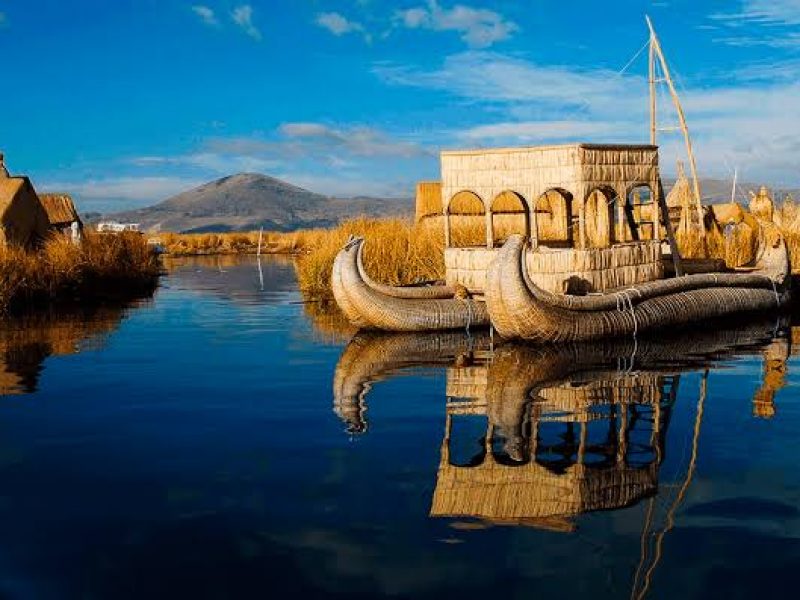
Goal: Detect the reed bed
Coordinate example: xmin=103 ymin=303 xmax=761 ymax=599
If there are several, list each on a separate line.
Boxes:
xmin=159 ymin=230 xmax=328 ymax=255
xmin=0 ymin=232 xmax=160 ymax=313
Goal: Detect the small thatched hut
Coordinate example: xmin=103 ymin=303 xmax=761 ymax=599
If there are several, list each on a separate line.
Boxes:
xmin=0 ymin=176 xmax=50 ymax=248
xmin=39 ymin=193 xmax=82 ymax=238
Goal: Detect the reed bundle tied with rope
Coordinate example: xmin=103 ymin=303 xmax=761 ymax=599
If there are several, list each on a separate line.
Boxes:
xmin=486 ymin=222 xmax=790 ymax=342
xmin=332 ymin=236 xmax=490 ymax=332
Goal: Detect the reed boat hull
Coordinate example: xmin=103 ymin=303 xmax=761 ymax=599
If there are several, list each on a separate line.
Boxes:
xmin=486 ymin=228 xmax=791 ymax=343
xmin=332 ymin=237 xmax=490 ymax=332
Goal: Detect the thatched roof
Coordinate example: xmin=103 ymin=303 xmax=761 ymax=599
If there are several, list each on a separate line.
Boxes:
xmin=441 ymin=143 xmax=660 ymax=213
xmin=430 ymin=458 xmax=658 ymax=525
xmin=0 ymin=176 xmax=50 ymax=247
xmin=39 ymin=193 xmax=80 ymax=227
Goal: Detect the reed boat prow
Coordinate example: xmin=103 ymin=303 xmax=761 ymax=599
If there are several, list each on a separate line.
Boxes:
xmin=486 ymin=226 xmax=790 ymax=343
xmin=331 ymin=237 xmax=490 ymax=332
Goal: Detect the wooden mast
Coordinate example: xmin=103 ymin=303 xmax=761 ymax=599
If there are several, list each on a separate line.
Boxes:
xmin=646 ymin=15 xmax=705 ymax=230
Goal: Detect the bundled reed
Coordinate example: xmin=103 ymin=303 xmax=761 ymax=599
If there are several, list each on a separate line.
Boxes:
xmin=0 ymin=232 xmax=160 ymax=313
xmin=415 ymin=181 xmax=443 ymax=222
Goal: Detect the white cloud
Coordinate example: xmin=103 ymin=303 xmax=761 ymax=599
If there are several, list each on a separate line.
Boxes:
xmin=278 ymin=122 xmax=427 ymax=158
xmin=459 ymin=120 xmax=632 ymax=143
xmin=43 ymin=176 xmax=203 ymax=203
xmin=394 ymin=0 xmax=518 ymax=48
xmin=275 ymin=173 xmax=412 ymax=198
xmin=131 ymin=152 xmax=280 ymax=174
xmin=375 ymin=50 xmax=800 ymax=185
xmin=375 ymin=51 xmax=643 ymax=113
xmin=231 ymin=5 xmax=261 ymax=40
xmin=711 ymin=0 xmax=800 ymax=26
xmin=191 ymin=5 xmax=218 ymax=27
xmin=710 ymin=1 xmax=800 ymax=46
xmin=316 ymin=12 xmax=369 ymax=41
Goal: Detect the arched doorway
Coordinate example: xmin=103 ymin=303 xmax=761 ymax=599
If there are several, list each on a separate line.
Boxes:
xmin=490 ymin=191 xmax=530 ymax=246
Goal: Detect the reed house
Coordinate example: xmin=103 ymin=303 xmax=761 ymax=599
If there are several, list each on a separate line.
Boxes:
xmin=439 ymin=143 xmax=667 ymax=295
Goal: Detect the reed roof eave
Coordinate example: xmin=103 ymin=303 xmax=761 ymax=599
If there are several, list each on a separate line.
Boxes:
xmin=440 ymin=142 xmax=659 ymax=158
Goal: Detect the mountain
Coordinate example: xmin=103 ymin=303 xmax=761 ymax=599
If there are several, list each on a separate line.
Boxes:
xmin=103 ymin=172 xmax=800 ymax=234
xmin=105 ymin=173 xmax=412 ymax=233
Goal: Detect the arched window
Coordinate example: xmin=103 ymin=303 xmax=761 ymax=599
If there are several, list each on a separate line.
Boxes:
xmin=445 ymin=191 xmax=486 ymax=248
xmin=626 ymin=184 xmax=657 ymax=242
xmin=534 ymin=189 xmax=573 ymax=248
xmin=584 ymin=187 xmax=617 ymax=248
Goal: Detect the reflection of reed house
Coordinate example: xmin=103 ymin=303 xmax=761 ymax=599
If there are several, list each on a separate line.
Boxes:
xmin=431 ymin=348 xmax=675 ymax=531
xmin=0 ymin=154 xmax=82 ymax=246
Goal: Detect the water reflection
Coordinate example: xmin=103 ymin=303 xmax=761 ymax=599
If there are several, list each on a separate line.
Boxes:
xmin=0 ymin=305 xmax=140 ymax=396
xmin=333 ymin=332 xmax=492 ymax=434
xmin=162 ymin=254 xmax=297 ymax=305
xmin=332 ymin=319 xmax=790 ymax=520
xmin=330 ymin=319 xmax=793 ymax=596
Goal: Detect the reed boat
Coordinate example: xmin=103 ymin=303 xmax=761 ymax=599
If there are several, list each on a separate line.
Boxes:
xmin=331 ymin=236 xmax=489 ymax=332
xmin=486 ymin=223 xmax=790 ymax=342
xmin=332 ymin=18 xmax=792 ymax=337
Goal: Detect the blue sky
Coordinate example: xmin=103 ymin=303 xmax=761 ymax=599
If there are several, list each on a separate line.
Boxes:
xmin=0 ymin=0 xmax=799 ymax=211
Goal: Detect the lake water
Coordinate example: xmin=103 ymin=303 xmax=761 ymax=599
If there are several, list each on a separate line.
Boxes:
xmin=1 ymin=255 xmax=800 ymax=599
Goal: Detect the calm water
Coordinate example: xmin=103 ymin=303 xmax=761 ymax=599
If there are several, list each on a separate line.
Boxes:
xmin=1 ymin=255 xmax=800 ymax=599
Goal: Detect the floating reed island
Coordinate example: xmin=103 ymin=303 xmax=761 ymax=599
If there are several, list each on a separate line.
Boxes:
xmin=0 ymin=156 xmax=160 ymax=313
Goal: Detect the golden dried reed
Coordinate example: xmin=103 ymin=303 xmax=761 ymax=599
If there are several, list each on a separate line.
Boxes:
xmin=0 ymin=232 xmax=160 ymax=313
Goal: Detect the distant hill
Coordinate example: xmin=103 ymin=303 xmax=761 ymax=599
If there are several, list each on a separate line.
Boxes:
xmin=102 ymin=172 xmax=800 ymax=234
xmin=105 ymin=173 xmax=411 ymax=233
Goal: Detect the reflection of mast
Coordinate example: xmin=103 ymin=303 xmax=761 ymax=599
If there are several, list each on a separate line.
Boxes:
xmin=630 ymin=370 xmax=708 ymax=600
xmin=646 ymin=15 xmax=704 ymax=230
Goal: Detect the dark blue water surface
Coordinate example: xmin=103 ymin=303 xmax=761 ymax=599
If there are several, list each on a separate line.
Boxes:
xmin=1 ymin=255 xmax=800 ymax=599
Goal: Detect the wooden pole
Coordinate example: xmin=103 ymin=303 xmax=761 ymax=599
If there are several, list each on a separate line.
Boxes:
xmin=257 ymin=227 xmax=263 ymax=257
xmin=646 ymin=15 xmax=704 ymax=230
xmin=657 ymin=178 xmax=684 ymax=276
xmin=649 ymin=28 xmax=657 ymax=146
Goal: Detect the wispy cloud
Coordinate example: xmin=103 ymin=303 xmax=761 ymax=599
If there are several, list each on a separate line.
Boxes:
xmin=191 ymin=5 xmax=218 ymax=27
xmin=231 ymin=5 xmax=261 ymax=40
xmin=710 ymin=0 xmax=800 ymax=46
xmin=394 ymin=0 xmax=518 ymax=48
xmin=375 ymin=49 xmax=800 ymax=185
xmin=375 ymin=51 xmax=642 ymax=113
xmin=316 ymin=12 xmax=370 ymax=41
xmin=459 ymin=120 xmax=631 ymax=144
xmin=132 ymin=152 xmax=280 ymax=174
xmin=116 ymin=124 xmax=428 ymax=201
xmin=711 ymin=0 xmax=800 ymax=26
xmin=278 ymin=122 xmax=427 ymax=158
xmin=43 ymin=176 xmax=204 ymax=203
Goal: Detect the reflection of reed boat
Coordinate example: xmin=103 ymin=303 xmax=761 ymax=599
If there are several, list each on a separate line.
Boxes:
xmin=331 ymin=19 xmax=792 ymax=337
xmin=332 ymin=237 xmax=489 ymax=332
xmin=431 ymin=321 xmax=787 ymax=530
xmin=332 ymin=319 xmax=789 ymax=528
xmin=332 ymin=331 xmax=491 ymax=434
